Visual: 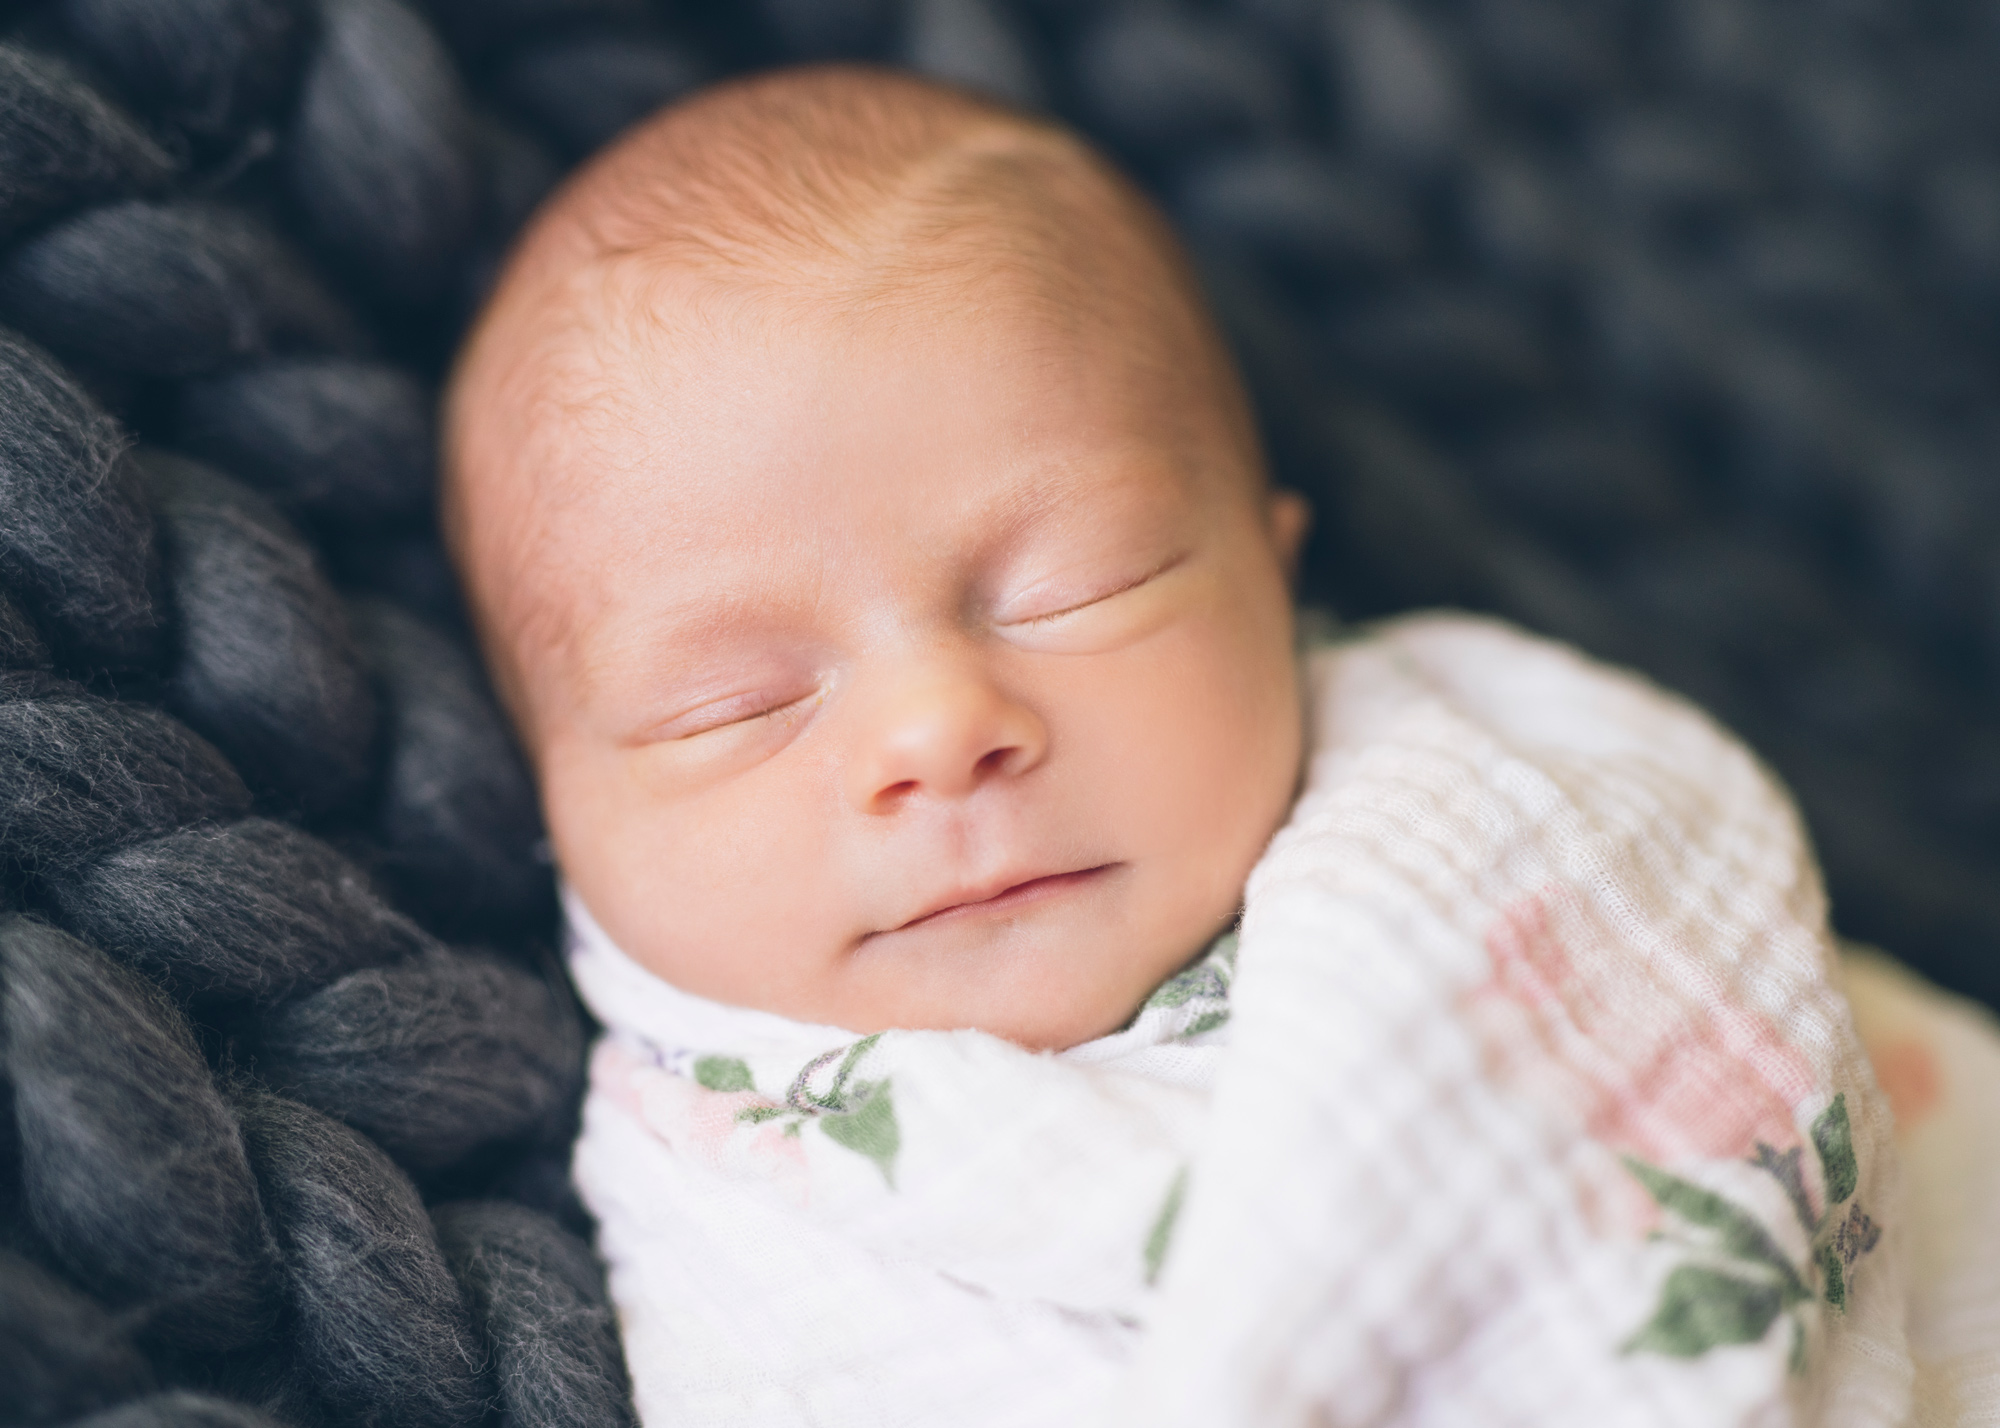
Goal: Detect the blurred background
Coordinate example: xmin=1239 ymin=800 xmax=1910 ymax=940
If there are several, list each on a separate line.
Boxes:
xmin=6 ymin=0 xmax=1997 ymax=1008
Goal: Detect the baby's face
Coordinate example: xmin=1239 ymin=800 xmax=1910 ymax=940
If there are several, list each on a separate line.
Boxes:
xmin=491 ymin=263 xmax=1305 ymax=1049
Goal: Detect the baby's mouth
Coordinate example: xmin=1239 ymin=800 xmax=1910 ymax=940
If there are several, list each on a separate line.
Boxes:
xmin=883 ymin=864 xmax=1119 ymax=936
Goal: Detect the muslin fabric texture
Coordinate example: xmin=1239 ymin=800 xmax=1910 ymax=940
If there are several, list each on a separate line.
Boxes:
xmin=568 ymin=613 xmax=2000 ymax=1427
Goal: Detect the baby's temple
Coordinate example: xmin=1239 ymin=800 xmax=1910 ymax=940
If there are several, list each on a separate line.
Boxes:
xmin=2 ymin=6 xmax=1998 ymax=1428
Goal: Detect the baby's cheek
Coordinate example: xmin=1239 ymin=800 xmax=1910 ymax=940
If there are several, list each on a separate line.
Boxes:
xmin=1085 ymin=615 xmax=1294 ymax=835
xmin=547 ymin=738 xmax=853 ymax=1006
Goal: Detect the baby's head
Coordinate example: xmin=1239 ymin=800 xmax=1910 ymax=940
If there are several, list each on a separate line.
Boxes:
xmin=444 ymin=66 xmax=1308 ymax=1050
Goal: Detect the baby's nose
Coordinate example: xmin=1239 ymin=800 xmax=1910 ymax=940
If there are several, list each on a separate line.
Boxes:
xmin=845 ymin=659 xmax=1048 ymax=812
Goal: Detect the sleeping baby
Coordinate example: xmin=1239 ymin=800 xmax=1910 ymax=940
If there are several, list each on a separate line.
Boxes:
xmin=443 ymin=65 xmax=1999 ymax=1428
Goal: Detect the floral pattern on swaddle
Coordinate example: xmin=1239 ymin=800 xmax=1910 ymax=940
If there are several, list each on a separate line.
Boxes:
xmin=1620 ymin=1096 xmax=1879 ymax=1368
xmin=653 ymin=931 xmax=1239 ymax=1191
xmin=587 ymin=922 xmax=1236 ymax=1307
xmin=708 ymin=1035 xmax=902 ymax=1186
xmin=1464 ymin=887 xmax=1883 ymax=1371
xmin=1128 ymin=931 xmax=1237 ymax=1041
xmin=590 ymin=1033 xmax=901 ymax=1195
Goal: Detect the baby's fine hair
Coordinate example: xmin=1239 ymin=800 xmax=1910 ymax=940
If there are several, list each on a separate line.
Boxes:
xmin=496 ymin=63 xmax=1209 ymax=317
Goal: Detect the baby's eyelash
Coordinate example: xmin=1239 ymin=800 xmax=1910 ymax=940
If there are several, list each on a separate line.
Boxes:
xmin=711 ymin=688 xmax=815 ymax=732
xmin=645 ymin=684 xmax=820 ymax=743
xmin=752 ymin=690 xmax=816 ymax=723
xmin=1012 ymin=552 xmax=1187 ymax=627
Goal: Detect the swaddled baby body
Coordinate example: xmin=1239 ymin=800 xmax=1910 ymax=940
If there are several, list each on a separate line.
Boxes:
xmin=445 ymin=65 xmax=2000 ymax=1428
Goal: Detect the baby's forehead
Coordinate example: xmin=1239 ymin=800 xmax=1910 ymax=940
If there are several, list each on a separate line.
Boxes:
xmin=522 ymin=268 xmax=1214 ymax=546
xmin=487 ymin=295 xmax=1220 ymax=663
xmin=444 ymin=67 xmax=1254 ymax=709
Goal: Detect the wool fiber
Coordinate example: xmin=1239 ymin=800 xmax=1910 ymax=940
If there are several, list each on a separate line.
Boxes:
xmin=234 ymin=1089 xmax=489 ymax=1428
xmin=458 ymin=114 xmax=561 ymax=311
xmin=0 ymin=43 xmax=177 ymax=244
xmin=54 ymin=0 xmax=310 ymax=140
xmin=147 ymin=453 xmax=378 ymax=817
xmin=0 ymin=328 xmax=161 ymax=672
xmin=349 ymin=600 xmax=550 ymax=936
xmin=287 ymin=0 xmax=479 ymax=301
xmin=0 ymin=917 xmax=280 ymax=1350
xmin=902 ymin=0 xmax=1044 ymax=110
xmin=46 ymin=818 xmax=431 ymax=1007
xmin=245 ymin=943 xmax=584 ymax=1177
xmin=175 ymin=359 xmax=435 ymax=527
xmin=67 ymin=1393 xmax=286 ymax=1428
xmin=483 ymin=1150 xmax=594 ymax=1239
xmin=0 ymin=1052 xmax=19 ymax=1230
xmin=0 ymin=200 xmax=362 ymax=379
xmin=0 ymin=1247 xmax=157 ymax=1427
xmin=431 ymin=1200 xmax=636 ymax=1428
xmin=0 ymin=590 xmax=50 ymax=670
xmin=491 ymin=32 xmax=703 ymax=158
xmin=469 ymin=114 xmax=560 ymax=240
xmin=0 ymin=673 xmax=250 ymax=871
xmin=1074 ymin=8 xmax=1296 ymax=152
xmin=421 ymin=0 xmax=649 ymax=59
xmin=757 ymin=0 xmax=898 ymax=59
xmin=1175 ymin=148 xmax=1417 ymax=275
xmin=320 ymin=528 xmax=465 ymax=629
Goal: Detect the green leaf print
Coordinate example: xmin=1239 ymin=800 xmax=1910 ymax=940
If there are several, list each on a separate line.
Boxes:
xmin=1817 ymin=1242 xmax=1846 ymax=1311
xmin=819 ymin=1082 xmax=900 ymax=1186
xmin=1812 ymin=1094 xmax=1858 ymax=1207
xmin=1147 ymin=964 xmax=1223 ymax=1011
xmin=1621 ymin=1157 xmax=1806 ymax=1299
xmin=790 ymin=1035 xmax=883 ymax=1113
xmin=694 ymin=1056 xmax=755 ymax=1093
xmin=725 ymin=1035 xmax=906 ymax=1184
xmin=1138 ymin=933 xmax=1236 ymax=1015
xmin=1750 ymin=1142 xmax=1817 ymax=1233
xmin=1624 ymin=1266 xmax=1786 ymax=1357
xmin=1142 ymin=1168 xmax=1189 ymax=1287
xmin=1622 ymin=1124 xmax=1883 ymax=1370
xmin=1179 ymin=1010 xmax=1230 ymax=1039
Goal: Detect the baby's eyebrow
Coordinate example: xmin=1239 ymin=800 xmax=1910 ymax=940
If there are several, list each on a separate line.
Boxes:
xmin=976 ymin=450 xmax=1190 ymax=544
xmin=570 ymin=587 xmax=792 ymax=695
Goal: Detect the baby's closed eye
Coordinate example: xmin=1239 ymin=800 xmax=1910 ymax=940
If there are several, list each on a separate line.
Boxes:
xmin=649 ymin=683 xmax=822 ymax=740
xmin=991 ymin=547 xmax=1194 ymax=654
xmin=995 ymin=549 xmax=1188 ymax=626
xmin=618 ymin=658 xmax=826 ymax=748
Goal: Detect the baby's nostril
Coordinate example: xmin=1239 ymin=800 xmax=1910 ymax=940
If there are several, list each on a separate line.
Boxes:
xmin=976 ymin=747 xmax=1013 ymax=777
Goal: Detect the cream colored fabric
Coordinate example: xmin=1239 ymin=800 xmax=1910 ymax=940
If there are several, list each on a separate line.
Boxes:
xmin=570 ymin=612 xmax=2000 ymax=1427
xmin=1842 ymin=950 xmax=2000 ymax=1427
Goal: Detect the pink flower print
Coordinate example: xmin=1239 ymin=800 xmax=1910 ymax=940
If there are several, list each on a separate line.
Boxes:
xmin=1462 ymin=892 xmax=1881 ymax=1366
xmin=592 ymin=1041 xmax=809 ymax=1204
xmin=1465 ymin=888 xmax=1820 ymax=1180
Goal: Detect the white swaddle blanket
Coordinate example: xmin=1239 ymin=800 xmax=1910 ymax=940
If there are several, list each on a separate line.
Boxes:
xmin=568 ymin=613 xmax=2000 ymax=1427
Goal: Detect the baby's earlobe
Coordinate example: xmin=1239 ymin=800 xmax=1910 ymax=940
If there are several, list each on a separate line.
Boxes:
xmin=1268 ymin=489 xmax=1312 ymax=581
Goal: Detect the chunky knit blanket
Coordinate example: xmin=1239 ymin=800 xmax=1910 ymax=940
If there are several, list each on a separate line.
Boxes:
xmin=567 ymin=614 xmax=2000 ymax=1427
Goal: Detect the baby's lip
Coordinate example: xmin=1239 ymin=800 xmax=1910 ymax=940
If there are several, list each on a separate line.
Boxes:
xmin=879 ymin=864 xmax=1119 ymax=936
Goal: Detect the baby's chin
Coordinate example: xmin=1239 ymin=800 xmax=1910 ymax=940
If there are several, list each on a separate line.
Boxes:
xmin=828 ymin=964 xmax=1160 ymax=1053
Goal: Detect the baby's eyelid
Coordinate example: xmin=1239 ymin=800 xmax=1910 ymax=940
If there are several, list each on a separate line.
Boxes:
xmin=652 ymin=685 xmax=816 ymax=741
xmin=995 ymin=551 xmax=1188 ymax=628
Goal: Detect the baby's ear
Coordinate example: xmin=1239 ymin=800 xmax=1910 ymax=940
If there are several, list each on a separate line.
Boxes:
xmin=1267 ymin=488 xmax=1312 ymax=583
